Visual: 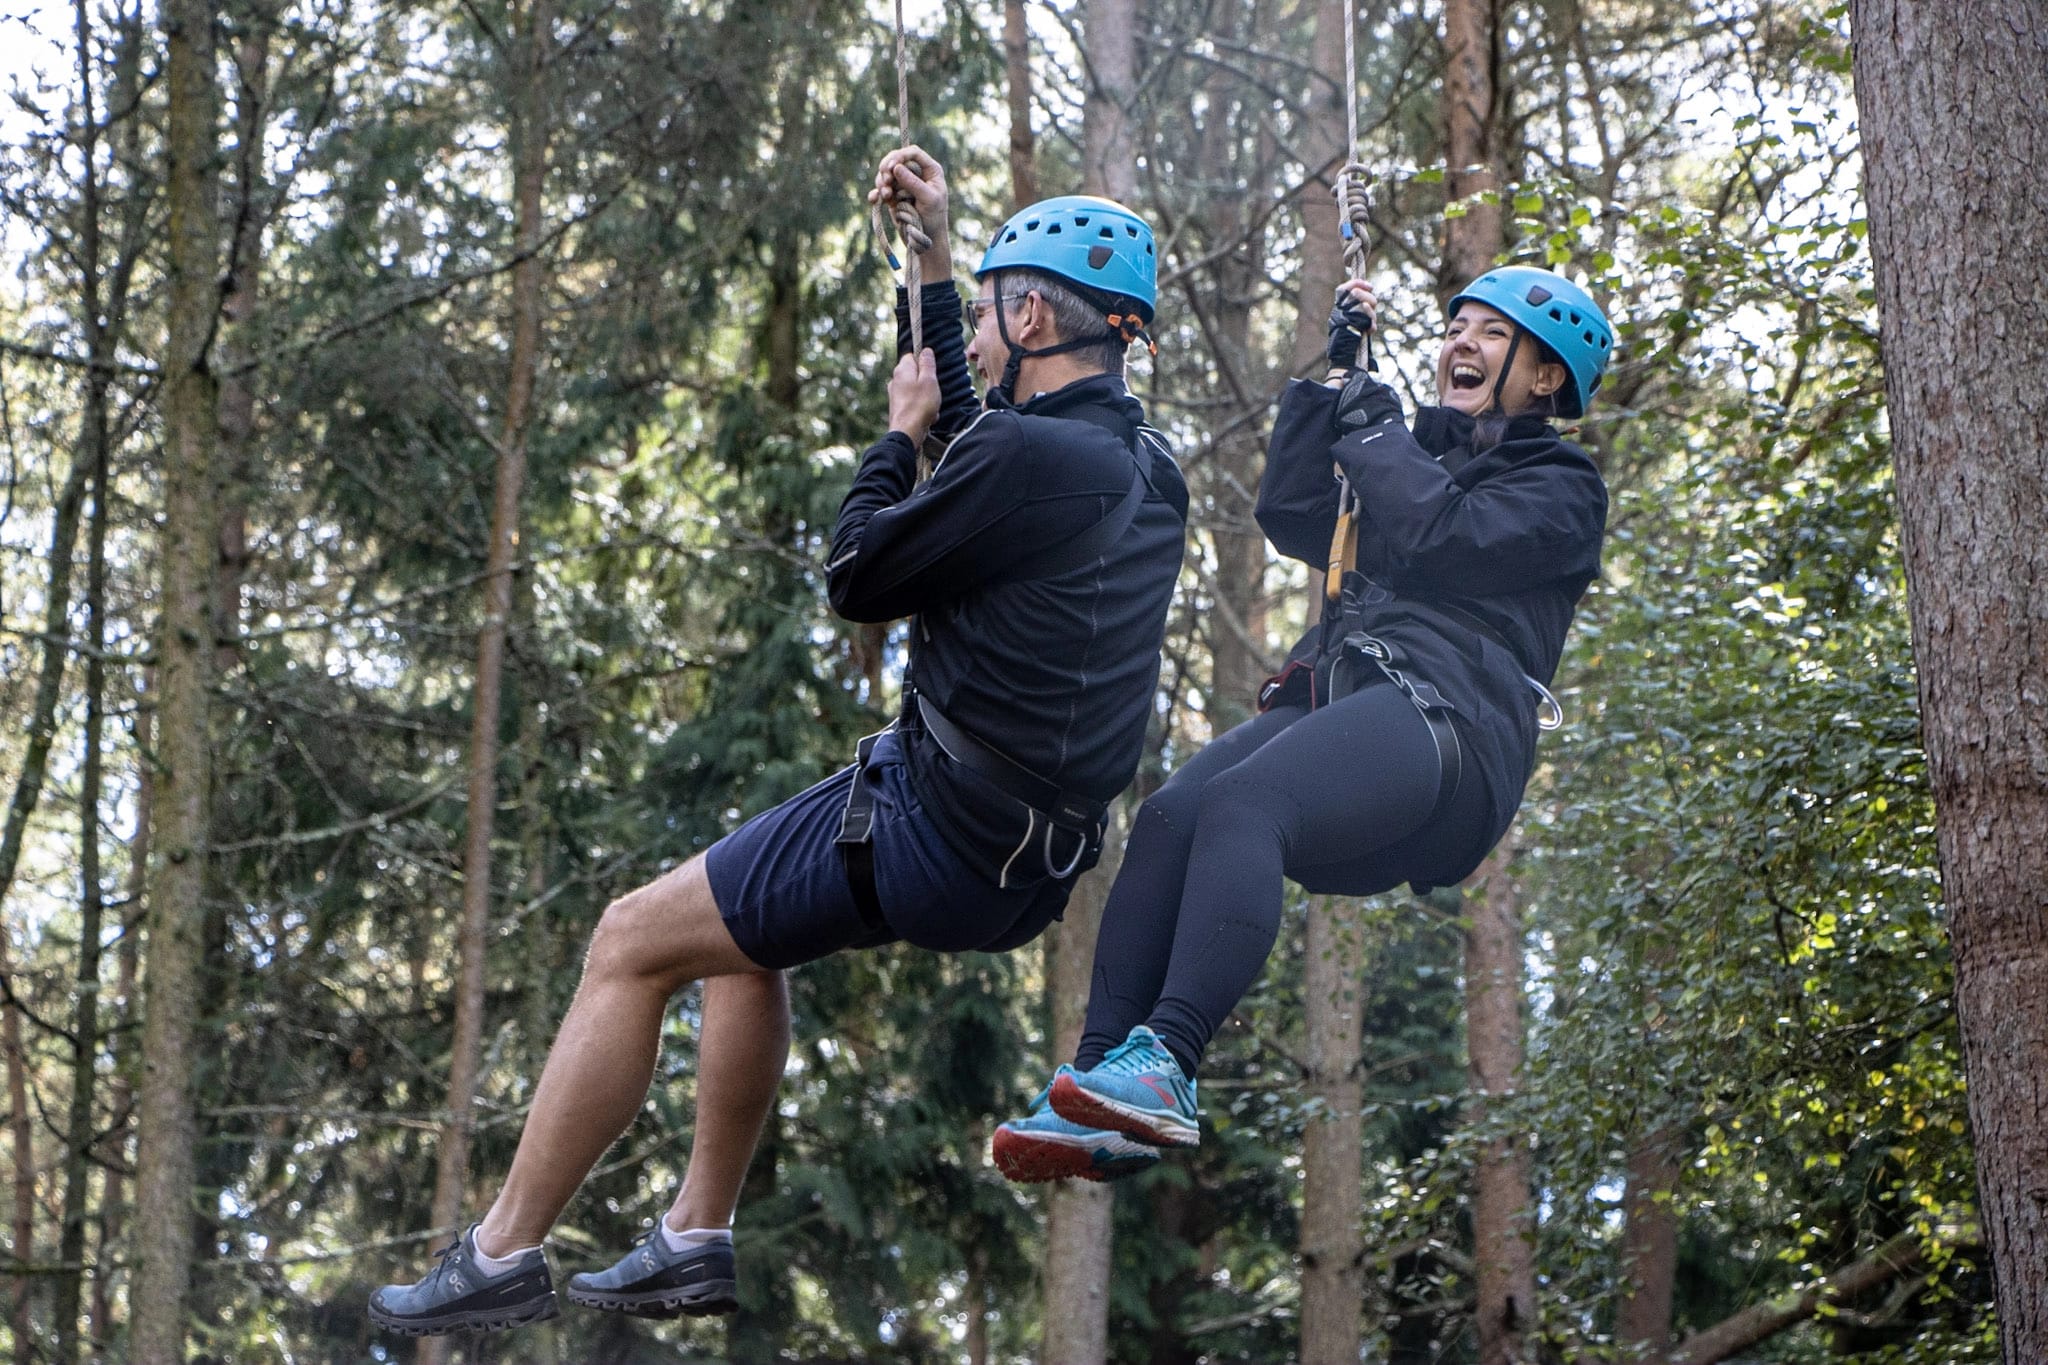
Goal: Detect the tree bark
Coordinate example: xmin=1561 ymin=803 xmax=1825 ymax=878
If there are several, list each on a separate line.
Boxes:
xmin=1004 ymin=0 xmax=1038 ymax=209
xmin=1040 ymin=805 xmax=1127 ymax=1365
xmin=214 ymin=11 xmax=272 ymax=663
xmin=1614 ymin=1122 xmax=1681 ymax=1354
xmin=1440 ymin=0 xmax=1503 ymax=290
xmin=97 ymin=687 xmax=152 ymax=1347
xmin=1079 ymin=0 xmax=1137 ymax=204
xmin=426 ymin=0 xmax=551 ymax=1322
xmin=1042 ymin=6 xmax=1141 ymax=1358
xmin=53 ymin=349 xmax=115 ymax=1365
xmin=129 ymin=0 xmax=221 ymax=1355
xmin=1465 ymin=843 xmax=1535 ymax=1364
xmin=1289 ymin=0 xmax=1353 ymax=380
xmin=1850 ymin=6 xmax=2048 ymax=1360
xmin=1299 ymin=894 xmax=1369 ymax=1363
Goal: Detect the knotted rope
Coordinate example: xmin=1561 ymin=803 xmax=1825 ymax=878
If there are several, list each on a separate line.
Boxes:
xmin=1334 ymin=0 xmax=1374 ymax=281
xmin=871 ymin=0 xmax=931 ymax=355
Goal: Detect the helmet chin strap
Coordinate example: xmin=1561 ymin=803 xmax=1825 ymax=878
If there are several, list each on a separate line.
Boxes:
xmin=988 ymin=272 xmax=1139 ymax=406
xmin=1482 ymin=328 xmax=1525 ymax=417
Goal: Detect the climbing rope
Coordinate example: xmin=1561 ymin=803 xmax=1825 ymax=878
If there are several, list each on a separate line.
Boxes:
xmin=1327 ymin=0 xmax=1373 ymax=603
xmin=872 ymin=0 xmax=931 ymax=356
xmin=1334 ymin=0 xmax=1374 ymax=310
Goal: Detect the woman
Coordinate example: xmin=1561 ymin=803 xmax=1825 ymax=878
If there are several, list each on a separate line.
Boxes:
xmin=993 ymin=265 xmax=1615 ymax=1181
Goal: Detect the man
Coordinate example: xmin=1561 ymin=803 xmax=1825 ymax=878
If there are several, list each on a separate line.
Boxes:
xmin=368 ymin=148 xmax=1188 ymax=1336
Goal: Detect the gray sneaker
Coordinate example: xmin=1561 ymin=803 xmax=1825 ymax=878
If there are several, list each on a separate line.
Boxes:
xmin=368 ymin=1227 xmax=558 ymax=1336
xmin=566 ymin=1228 xmax=738 ymax=1318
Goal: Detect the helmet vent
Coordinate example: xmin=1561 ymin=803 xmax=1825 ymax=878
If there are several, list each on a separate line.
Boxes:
xmin=1025 ymin=219 xmax=1040 ymax=230
xmin=1525 ymin=284 xmax=1554 ymax=306
xmin=1088 ymin=245 xmax=1113 ymax=269
xmin=1073 ymin=215 xmax=1090 ymax=225
xmin=1126 ymin=225 xmax=1140 ymax=237
xmin=1099 ymin=226 xmax=1116 ymax=238
xmin=1046 ymin=223 xmax=1062 ymax=234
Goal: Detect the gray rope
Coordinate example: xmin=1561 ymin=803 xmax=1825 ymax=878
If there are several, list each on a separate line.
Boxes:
xmin=871 ymin=0 xmax=931 ymax=355
xmin=1335 ymin=0 xmax=1373 ymax=280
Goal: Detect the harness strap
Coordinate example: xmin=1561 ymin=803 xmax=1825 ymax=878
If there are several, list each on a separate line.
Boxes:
xmin=916 ymin=695 xmax=1105 ymax=834
xmin=835 ymin=730 xmax=891 ymax=934
xmin=1002 ymin=461 xmax=1147 ymax=585
xmin=1339 ymin=632 xmax=1464 ymax=824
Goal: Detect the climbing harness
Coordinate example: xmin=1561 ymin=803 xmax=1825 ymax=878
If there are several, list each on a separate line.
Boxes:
xmin=835 ymin=405 xmax=1164 ymax=910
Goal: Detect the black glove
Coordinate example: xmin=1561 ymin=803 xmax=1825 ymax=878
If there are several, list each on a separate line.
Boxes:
xmin=1325 ymin=286 xmax=1376 ymax=372
xmin=1333 ymin=368 xmax=1403 ymax=435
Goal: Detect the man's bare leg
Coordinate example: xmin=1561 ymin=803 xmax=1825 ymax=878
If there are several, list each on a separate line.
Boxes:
xmin=664 ymin=970 xmax=791 ymax=1232
xmin=474 ymin=853 xmax=766 ymax=1256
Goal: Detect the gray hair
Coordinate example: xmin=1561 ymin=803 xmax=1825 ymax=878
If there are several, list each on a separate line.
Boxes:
xmin=997 ymin=268 xmax=1129 ymax=375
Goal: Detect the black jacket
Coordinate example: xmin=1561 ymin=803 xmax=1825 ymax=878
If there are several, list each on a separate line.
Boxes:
xmin=1256 ymin=380 xmax=1606 ymax=867
xmin=828 ymin=283 xmax=1190 ymax=883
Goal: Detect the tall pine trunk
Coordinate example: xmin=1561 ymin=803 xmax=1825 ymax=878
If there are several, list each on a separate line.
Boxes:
xmin=1440 ymin=0 xmax=1502 ymax=290
xmin=129 ymin=0 xmax=221 ymax=1353
xmin=1003 ymin=0 xmax=1037 ymax=209
xmin=1299 ymin=895 xmax=1369 ymax=1361
xmin=1040 ymin=4 xmax=1138 ymax=1359
xmin=1850 ymin=5 xmax=2048 ymax=1358
xmin=1465 ymin=845 xmax=1536 ymax=1363
xmin=1293 ymin=8 xmax=1377 ymax=1355
xmin=426 ymin=0 xmax=552 ymax=1314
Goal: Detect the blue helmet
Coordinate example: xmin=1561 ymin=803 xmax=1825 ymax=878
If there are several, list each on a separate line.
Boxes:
xmin=977 ymin=195 xmax=1157 ymax=323
xmin=1448 ymin=266 xmax=1613 ymax=418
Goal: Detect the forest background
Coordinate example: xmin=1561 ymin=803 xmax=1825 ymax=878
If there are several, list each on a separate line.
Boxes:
xmin=0 ymin=0 xmax=2009 ymax=1361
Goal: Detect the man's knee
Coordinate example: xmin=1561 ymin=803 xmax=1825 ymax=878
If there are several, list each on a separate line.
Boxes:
xmin=584 ymin=855 xmax=729 ymax=991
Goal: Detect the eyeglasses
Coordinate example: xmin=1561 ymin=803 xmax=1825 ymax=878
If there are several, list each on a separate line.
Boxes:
xmin=966 ymin=292 xmax=1027 ymax=326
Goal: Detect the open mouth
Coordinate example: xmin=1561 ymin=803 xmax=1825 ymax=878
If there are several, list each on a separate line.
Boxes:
xmin=1450 ymin=363 xmax=1487 ymax=391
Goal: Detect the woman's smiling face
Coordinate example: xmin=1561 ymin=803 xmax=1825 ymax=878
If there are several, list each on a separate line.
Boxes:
xmin=1434 ymin=301 xmax=1566 ymax=417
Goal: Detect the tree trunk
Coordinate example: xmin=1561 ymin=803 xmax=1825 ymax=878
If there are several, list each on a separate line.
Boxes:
xmin=1299 ymin=895 xmax=1369 ymax=1363
xmin=1850 ymin=7 xmax=2048 ymax=1360
xmin=1440 ymin=0 xmax=1503 ymax=290
xmin=1465 ymin=843 xmax=1535 ymax=1364
xmin=1079 ymin=0 xmax=1137 ymax=204
xmin=1004 ymin=0 xmax=1037 ymax=209
xmin=53 ymin=374 xmax=114 ymax=1365
xmin=214 ymin=12 xmax=271 ymax=663
xmin=1614 ymin=1126 xmax=1681 ymax=1352
xmin=1040 ymin=805 xmax=1127 ymax=1365
xmin=97 ymin=687 xmax=152 ymax=1348
xmin=426 ymin=0 xmax=551 ymax=1331
xmin=1042 ymin=6 xmax=1140 ymax=1358
xmin=1289 ymin=0 xmax=1354 ymax=380
xmin=129 ymin=0 xmax=221 ymax=1355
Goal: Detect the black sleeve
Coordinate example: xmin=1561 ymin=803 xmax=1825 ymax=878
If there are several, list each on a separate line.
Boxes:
xmin=895 ymin=280 xmax=977 ymax=444
xmin=1254 ymin=379 xmax=1344 ymax=566
xmin=1336 ymin=425 xmax=1607 ymax=593
xmin=828 ymin=412 xmax=1113 ymax=623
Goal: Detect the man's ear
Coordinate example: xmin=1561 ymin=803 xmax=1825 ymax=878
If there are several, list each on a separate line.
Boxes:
xmin=1019 ymin=289 xmax=1054 ymax=345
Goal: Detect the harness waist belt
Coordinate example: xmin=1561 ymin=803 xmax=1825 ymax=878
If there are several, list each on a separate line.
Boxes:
xmin=916 ymin=694 xmax=1105 ymax=833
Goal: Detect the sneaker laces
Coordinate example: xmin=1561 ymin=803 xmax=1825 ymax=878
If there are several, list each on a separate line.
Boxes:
xmin=1095 ymin=1030 xmax=1179 ymax=1081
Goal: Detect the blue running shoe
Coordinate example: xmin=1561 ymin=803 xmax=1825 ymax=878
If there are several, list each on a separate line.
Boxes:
xmin=368 ymin=1227 xmax=558 ymax=1336
xmin=1049 ymin=1025 xmax=1200 ymax=1149
xmin=992 ymin=1087 xmax=1161 ymax=1184
xmin=566 ymin=1227 xmax=738 ymax=1318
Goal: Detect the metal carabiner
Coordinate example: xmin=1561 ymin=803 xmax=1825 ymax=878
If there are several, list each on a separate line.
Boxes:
xmin=1043 ymin=820 xmax=1088 ymax=880
xmin=1525 ymin=674 xmax=1564 ymax=731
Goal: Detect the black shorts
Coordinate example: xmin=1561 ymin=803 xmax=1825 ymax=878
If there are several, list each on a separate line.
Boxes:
xmin=705 ymin=729 xmax=1071 ymax=970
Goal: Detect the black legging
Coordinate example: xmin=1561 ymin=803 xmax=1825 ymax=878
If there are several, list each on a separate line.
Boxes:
xmin=1075 ymin=679 xmax=1491 ymax=1077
